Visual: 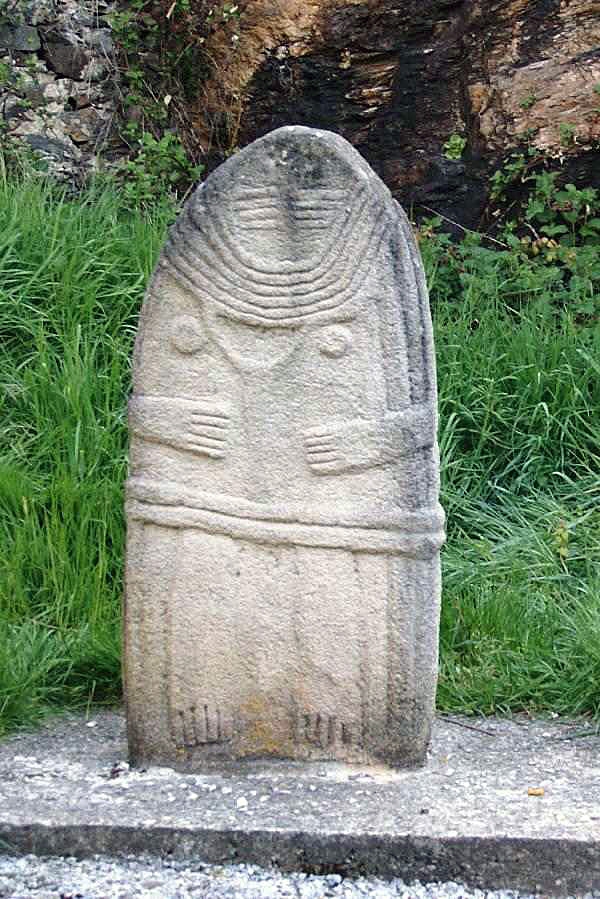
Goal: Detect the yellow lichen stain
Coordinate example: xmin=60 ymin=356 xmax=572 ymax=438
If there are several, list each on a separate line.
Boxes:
xmin=236 ymin=695 xmax=294 ymax=758
xmin=339 ymin=49 xmax=352 ymax=70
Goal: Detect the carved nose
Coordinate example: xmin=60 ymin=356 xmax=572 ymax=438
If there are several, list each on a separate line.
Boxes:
xmin=233 ymin=188 xmax=341 ymax=263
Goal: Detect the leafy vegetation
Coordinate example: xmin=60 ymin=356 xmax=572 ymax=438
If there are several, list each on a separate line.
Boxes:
xmin=0 ymin=157 xmax=598 ymax=736
xmin=442 ymin=133 xmax=467 ymax=160
xmin=110 ymin=0 xmax=243 ymax=205
xmin=420 ymin=227 xmax=600 ymax=714
xmin=0 ymin=172 xmax=173 ymax=733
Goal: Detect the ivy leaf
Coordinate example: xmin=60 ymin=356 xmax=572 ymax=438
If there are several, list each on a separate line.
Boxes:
xmin=540 ymin=224 xmax=568 ymax=236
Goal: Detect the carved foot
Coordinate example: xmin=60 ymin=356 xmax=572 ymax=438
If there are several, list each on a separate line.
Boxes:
xmin=171 ymin=705 xmax=233 ymax=748
xmin=299 ymin=712 xmax=358 ymax=750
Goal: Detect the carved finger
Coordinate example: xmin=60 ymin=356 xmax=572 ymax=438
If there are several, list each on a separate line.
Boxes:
xmin=309 ymin=458 xmax=340 ymax=468
xmin=190 ymin=413 xmax=229 ymax=429
xmin=310 ymin=460 xmax=343 ymax=475
xmin=305 ymin=442 xmax=336 ymax=453
xmin=188 ymin=434 xmax=227 ymax=450
xmin=188 ymin=423 xmax=228 ymax=440
xmin=306 ymin=446 xmax=339 ymax=463
xmin=304 ymin=434 xmax=335 ymax=448
xmin=191 ymin=406 xmax=229 ymax=417
xmin=185 ymin=441 xmax=225 ymax=459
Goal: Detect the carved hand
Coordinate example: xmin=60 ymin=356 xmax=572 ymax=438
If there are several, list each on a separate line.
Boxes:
xmin=303 ymin=418 xmax=383 ymax=476
xmin=181 ymin=403 xmax=231 ymax=458
xmin=129 ymin=396 xmax=231 ymax=460
xmin=303 ymin=405 xmax=435 ymax=476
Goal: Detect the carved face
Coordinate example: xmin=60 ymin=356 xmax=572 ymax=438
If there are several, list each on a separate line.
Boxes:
xmin=163 ymin=175 xmax=387 ymax=327
xmin=229 ymin=187 xmax=349 ymax=267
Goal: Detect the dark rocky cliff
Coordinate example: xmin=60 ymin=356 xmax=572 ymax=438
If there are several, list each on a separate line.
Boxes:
xmin=195 ymin=0 xmax=600 ymax=226
xmin=2 ymin=0 xmax=599 ymax=226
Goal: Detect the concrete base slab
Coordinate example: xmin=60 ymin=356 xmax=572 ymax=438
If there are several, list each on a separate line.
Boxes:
xmin=0 ymin=711 xmax=599 ymax=896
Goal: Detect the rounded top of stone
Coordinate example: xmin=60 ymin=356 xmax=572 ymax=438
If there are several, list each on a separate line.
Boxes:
xmin=211 ymin=125 xmax=384 ymax=185
xmin=162 ymin=127 xmax=394 ymax=326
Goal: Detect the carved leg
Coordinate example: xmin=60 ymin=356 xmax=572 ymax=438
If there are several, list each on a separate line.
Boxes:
xmin=166 ymin=529 xmax=241 ymax=758
xmin=291 ymin=547 xmax=367 ymax=760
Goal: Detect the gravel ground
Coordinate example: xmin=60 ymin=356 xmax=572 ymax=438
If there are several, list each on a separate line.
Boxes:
xmin=1 ymin=855 xmax=597 ymax=899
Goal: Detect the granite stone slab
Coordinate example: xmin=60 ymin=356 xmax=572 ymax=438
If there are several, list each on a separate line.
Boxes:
xmin=125 ymin=125 xmax=443 ymax=769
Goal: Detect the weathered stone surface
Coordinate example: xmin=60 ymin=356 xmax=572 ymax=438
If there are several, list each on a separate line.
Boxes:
xmin=7 ymin=0 xmax=57 ymax=26
xmin=124 ymin=126 xmax=444 ymax=770
xmin=42 ymin=39 xmax=90 ymax=79
xmin=61 ymin=105 xmax=106 ymax=144
xmin=0 ymin=0 xmax=120 ymax=181
xmin=21 ymin=132 xmax=75 ymax=159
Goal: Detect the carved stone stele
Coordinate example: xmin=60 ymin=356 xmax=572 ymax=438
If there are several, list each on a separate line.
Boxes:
xmin=124 ymin=126 xmax=444 ymax=769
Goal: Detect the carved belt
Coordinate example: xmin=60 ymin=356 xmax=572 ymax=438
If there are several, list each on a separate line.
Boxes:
xmin=127 ymin=477 xmax=445 ymax=557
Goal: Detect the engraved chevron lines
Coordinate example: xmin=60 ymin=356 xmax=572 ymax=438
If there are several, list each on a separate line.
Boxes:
xmin=164 ymin=182 xmax=391 ymax=325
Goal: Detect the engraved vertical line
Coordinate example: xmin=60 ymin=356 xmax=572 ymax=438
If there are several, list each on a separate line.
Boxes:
xmin=315 ymin=713 xmax=322 ymax=746
xmin=390 ymin=219 xmax=435 ymax=510
xmin=353 ymin=551 xmax=369 ymax=749
xmin=196 ymin=701 xmax=206 ymax=743
xmin=166 ymin=528 xmax=182 ymax=749
xmin=327 ymin=715 xmax=336 ymax=747
xmin=291 ymin=544 xmax=302 ymax=748
xmin=204 ymin=704 xmax=211 ymax=741
xmin=399 ymin=214 xmax=432 ymax=405
xmin=390 ymin=233 xmax=416 ymax=408
xmin=191 ymin=706 xmax=200 ymax=746
xmin=386 ymin=553 xmax=395 ymax=728
xmin=137 ymin=523 xmax=148 ymax=747
xmin=179 ymin=710 xmax=187 ymax=748
xmin=397 ymin=218 xmax=423 ymax=405
xmin=126 ymin=521 xmax=145 ymax=748
xmin=401 ymin=215 xmax=433 ymax=402
xmin=379 ymin=236 xmax=411 ymax=412
xmin=403 ymin=216 xmax=438 ymax=504
xmin=408 ymin=558 xmax=417 ymax=719
xmin=390 ymin=556 xmax=417 ymax=728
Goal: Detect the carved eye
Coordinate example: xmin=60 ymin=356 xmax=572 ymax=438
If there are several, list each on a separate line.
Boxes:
xmin=170 ymin=315 xmax=207 ymax=355
xmin=318 ymin=325 xmax=353 ymax=358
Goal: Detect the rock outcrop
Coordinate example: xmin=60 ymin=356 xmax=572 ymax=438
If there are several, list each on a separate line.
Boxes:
xmin=193 ymin=0 xmax=600 ymax=226
xmin=1 ymin=0 xmax=599 ymax=224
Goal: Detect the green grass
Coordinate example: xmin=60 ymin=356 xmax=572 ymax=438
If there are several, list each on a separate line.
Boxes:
xmin=424 ymin=234 xmax=600 ymax=716
xmin=0 ymin=173 xmax=173 ymax=733
xmin=0 ymin=171 xmax=599 ymax=735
